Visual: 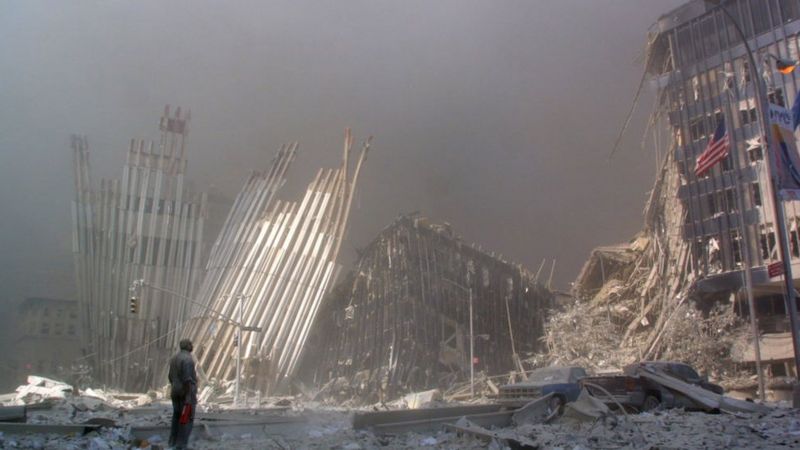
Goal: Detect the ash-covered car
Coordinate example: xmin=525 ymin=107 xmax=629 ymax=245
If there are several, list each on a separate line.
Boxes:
xmin=581 ymin=361 xmax=723 ymax=411
xmin=498 ymin=365 xmax=587 ymax=413
xmin=623 ymin=361 xmax=724 ymax=395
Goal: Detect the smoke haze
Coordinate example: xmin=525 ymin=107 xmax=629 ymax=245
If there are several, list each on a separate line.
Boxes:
xmin=0 ymin=0 xmax=684 ymax=383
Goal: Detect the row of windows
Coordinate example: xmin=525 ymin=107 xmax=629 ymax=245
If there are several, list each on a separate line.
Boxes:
xmin=38 ymin=322 xmax=77 ymax=337
xmin=678 ymin=90 xmax=781 ymax=145
xmin=675 ymin=0 xmax=800 ymax=68
xmin=691 ymin=221 xmax=800 ymax=271
xmin=676 ymin=143 xmax=764 ymax=183
xmin=689 ymin=183 xmax=762 ymax=221
xmin=38 ymin=307 xmax=78 ymax=319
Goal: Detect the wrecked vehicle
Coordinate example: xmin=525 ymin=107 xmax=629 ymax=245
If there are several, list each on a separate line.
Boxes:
xmin=580 ymin=361 xmax=722 ymax=411
xmin=498 ymin=366 xmax=586 ymax=413
xmin=625 ymin=361 xmax=723 ymax=394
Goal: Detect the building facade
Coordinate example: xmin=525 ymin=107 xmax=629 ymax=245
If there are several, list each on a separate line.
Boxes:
xmin=14 ymin=297 xmax=82 ymax=383
xmin=647 ymin=0 xmax=800 ymax=385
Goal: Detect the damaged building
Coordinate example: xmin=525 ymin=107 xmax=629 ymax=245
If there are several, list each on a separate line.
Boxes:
xmin=646 ymin=0 xmax=800 ymax=389
xmin=71 ymin=106 xmax=208 ymax=391
xmin=549 ymin=0 xmax=800 ymax=401
xmin=301 ymin=214 xmax=554 ymax=402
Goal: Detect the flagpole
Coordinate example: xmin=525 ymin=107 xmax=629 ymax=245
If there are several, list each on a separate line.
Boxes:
xmin=714 ymin=1 xmax=800 ymax=390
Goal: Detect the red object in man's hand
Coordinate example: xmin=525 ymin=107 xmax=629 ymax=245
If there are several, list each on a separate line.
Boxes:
xmin=179 ymin=403 xmax=192 ymax=425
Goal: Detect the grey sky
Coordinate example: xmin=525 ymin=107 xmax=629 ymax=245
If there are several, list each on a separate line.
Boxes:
xmin=0 ymin=0 xmax=685 ymax=373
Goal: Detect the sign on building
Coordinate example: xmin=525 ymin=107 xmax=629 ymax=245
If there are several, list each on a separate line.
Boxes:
xmin=768 ymin=104 xmax=800 ymax=199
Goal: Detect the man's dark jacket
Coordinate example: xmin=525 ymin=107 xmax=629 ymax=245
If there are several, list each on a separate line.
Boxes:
xmin=168 ymin=349 xmax=197 ymax=400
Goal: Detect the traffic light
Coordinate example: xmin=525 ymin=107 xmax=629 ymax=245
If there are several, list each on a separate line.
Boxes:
xmin=130 ymin=296 xmax=139 ymax=314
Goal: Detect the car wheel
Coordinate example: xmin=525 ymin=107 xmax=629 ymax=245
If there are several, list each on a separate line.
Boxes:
xmin=547 ymin=395 xmax=565 ymax=416
xmin=643 ymin=394 xmax=661 ymax=411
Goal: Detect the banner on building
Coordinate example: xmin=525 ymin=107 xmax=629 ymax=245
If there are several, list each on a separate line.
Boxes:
xmin=768 ymin=104 xmax=800 ymax=199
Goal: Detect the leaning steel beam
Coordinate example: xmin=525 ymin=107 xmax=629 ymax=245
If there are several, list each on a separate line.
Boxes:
xmin=70 ymin=106 xmax=206 ymax=391
xmin=186 ymin=130 xmax=370 ymax=395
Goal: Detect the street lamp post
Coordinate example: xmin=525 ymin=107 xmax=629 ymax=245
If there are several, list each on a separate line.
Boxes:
xmin=711 ymin=1 xmax=800 ymax=390
xmin=233 ymin=294 xmax=250 ymax=406
xmin=131 ymin=280 xmax=261 ymax=406
xmin=443 ymin=277 xmax=474 ymax=399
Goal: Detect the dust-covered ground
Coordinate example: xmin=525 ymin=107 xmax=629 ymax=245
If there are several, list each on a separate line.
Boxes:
xmin=3 ymin=400 xmax=800 ymax=449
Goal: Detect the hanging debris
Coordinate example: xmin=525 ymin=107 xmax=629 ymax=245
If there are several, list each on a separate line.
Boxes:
xmin=71 ymin=106 xmax=207 ymax=392
xmin=300 ymin=214 xmax=554 ymax=403
xmin=541 ymin=149 xmax=749 ymax=384
xmin=185 ymin=129 xmax=371 ymax=395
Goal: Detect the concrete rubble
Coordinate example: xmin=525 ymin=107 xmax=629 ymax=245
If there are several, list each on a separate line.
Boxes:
xmin=1 ymin=368 xmax=798 ymax=449
xmin=540 ymin=147 xmax=754 ymax=393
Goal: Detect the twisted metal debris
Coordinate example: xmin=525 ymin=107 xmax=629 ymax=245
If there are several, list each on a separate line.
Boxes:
xmin=71 ymin=106 xmax=207 ymax=391
xmin=185 ymin=129 xmax=370 ymax=395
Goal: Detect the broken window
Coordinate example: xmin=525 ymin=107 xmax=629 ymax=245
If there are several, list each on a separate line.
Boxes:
xmin=772 ymin=362 xmax=788 ymax=377
xmin=748 ymin=145 xmax=764 ymax=162
xmin=738 ymin=58 xmax=752 ymax=85
xmin=721 ymin=153 xmax=734 ymax=172
xmin=676 ymin=159 xmax=687 ymax=179
xmin=769 ymin=88 xmax=786 ymax=107
xmin=740 ymin=106 xmax=758 ymax=124
xmin=751 ymin=183 xmax=763 ymax=206
xmin=689 ymin=117 xmax=707 ymax=141
xmin=760 ymin=229 xmax=778 ymax=259
xmin=730 ymin=230 xmax=743 ymax=265
xmin=708 ymin=193 xmax=719 ymax=215
xmin=725 ymin=188 xmax=736 ymax=213
xmin=708 ymin=236 xmax=722 ymax=272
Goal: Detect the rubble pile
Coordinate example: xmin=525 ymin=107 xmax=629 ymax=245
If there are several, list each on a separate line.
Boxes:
xmin=541 ymin=151 xmax=750 ymax=382
xmin=1 ymin=373 xmax=798 ymax=449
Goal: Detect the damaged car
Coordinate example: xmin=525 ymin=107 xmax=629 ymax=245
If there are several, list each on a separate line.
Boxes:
xmin=498 ymin=365 xmax=587 ymax=414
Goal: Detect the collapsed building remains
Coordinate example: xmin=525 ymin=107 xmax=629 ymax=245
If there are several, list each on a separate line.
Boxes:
xmin=301 ymin=214 xmax=554 ymax=402
xmin=71 ymin=106 xmax=207 ymax=391
xmin=184 ymin=130 xmax=370 ymax=395
xmin=545 ymin=0 xmax=800 ymax=399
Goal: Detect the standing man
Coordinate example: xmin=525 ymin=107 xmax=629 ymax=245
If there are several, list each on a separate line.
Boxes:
xmin=168 ymin=338 xmax=197 ymax=449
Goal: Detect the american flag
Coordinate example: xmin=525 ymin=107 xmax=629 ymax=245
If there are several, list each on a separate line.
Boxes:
xmin=695 ymin=118 xmax=730 ymax=177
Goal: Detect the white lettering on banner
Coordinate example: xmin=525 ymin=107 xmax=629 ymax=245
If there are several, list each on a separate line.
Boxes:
xmin=769 ymin=103 xmax=793 ymax=129
xmin=769 ymin=104 xmax=800 ymax=197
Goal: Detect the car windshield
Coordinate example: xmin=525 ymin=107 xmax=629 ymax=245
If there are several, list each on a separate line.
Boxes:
xmin=669 ymin=364 xmax=700 ymax=381
xmin=527 ymin=367 xmax=573 ymax=384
